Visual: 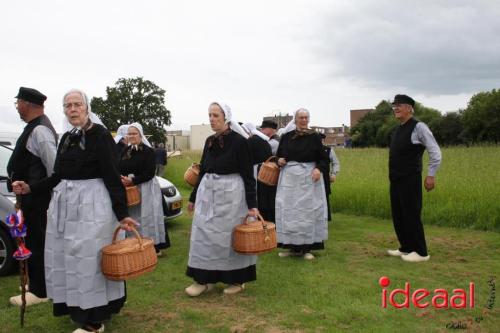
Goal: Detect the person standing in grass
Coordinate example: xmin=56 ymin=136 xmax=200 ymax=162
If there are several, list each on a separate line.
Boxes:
xmin=119 ymin=123 xmax=169 ymax=256
xmin=319 ymin=133 xmax=340 ymax=222
xmin=275 ymin=108 xmax=330 ymax=260
xmin=13 ymin=89 xmax=138 ymax=333
xmin=186 ymin=102 xmax=258 ymax=297
xmin=8 ymin=87 xmax=57 ymax=307
xmin=387 ymin=94 xmax=442 ymax=263
xmin=154 ymin=142 xmax=167 ymax=176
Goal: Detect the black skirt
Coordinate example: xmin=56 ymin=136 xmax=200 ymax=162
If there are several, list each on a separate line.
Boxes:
xmin=186 ymin=265 xmax=256 ymax=285
xmin=53 ymin=296 xmax=126 ymax=325
xmin=277 ymin=242 xmax=325 ymax=252
xmin=257 ymin=181 xmax=277 ymax=222
xmin=53 ymin=285 xmax=126 ymax=325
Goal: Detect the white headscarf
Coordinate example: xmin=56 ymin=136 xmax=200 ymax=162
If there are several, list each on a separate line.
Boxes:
xmin=277 ymin=108 xmax=310 ymax=136
xmin=114 ymin=124 xmax=129 ymax=144
xmin=211 ymin=102 xmax=249 ymax=139
xmin=128 ymin=122 xmax=152 ymax=147
xmin=62 ymin=89 xmax=105 ymax=132
xmin=242 ymin=122 xmax=269 ymax=142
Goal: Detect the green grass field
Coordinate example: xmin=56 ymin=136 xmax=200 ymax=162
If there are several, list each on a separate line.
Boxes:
xmin=332 ymin=146 xmax=500 ymax=231
xmin=0 ymin=147 xmax=499 ymax=332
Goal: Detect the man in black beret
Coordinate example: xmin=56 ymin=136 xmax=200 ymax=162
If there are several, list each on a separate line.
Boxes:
xmin=387 ymin=94 xmax=441 ymax=262
xmin=260 ymin=120 xmax=279 ymax=155
xmin=7 ymin=87 xmax=58 ymax=306
xmin=319 ymin=133 xmax=340 ymax=222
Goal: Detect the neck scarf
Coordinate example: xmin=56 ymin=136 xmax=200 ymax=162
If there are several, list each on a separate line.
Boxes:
xmin=60 ymin=118 xmax=93 ymax=153
xmin=208 ymin=128 xmax=232 ymax=149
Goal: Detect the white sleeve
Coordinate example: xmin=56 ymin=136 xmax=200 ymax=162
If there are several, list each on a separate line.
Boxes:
xmin=411 ymin=122 xmax=442 ymax=177
xmin=26 ymin=126 xmax=57 ymax=175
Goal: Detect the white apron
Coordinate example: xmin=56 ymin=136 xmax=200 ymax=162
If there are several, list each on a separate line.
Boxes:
xmin=128 ymin=177 xmax=166 ymax=245
xmin=45 ymin=179 xmax=125 ymax=310
xmin=188 ymin=173 xmax=257 ymax=271
xmin=275 ymin=162 xmax=328 ymax=245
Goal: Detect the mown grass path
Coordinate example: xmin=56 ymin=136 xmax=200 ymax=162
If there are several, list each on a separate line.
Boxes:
xmin=1 ymin=213 xmax=499 ymax=332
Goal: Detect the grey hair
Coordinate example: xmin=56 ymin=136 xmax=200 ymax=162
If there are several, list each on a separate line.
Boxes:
xmin=294 ymin=108 xmax=310 ymax=123
xmin=62 ymin=89 xmax=90 ymax=112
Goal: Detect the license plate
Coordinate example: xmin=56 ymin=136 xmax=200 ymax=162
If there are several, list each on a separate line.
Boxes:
xmin=171 ymin=200 xmax=182 ymax=210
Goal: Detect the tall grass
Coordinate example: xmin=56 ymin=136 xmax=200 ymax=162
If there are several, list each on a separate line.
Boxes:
xmin=167 ymin=146 xmax=500 ymax=232
xmin=333 ymin=146 xmax=500 ymax=231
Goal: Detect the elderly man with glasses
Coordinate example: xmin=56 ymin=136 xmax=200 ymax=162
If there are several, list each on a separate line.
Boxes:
xmin=387 ymin=94 xmax=441 ymax=263
xmin=7 ymin=87 xmax=58 ymax=306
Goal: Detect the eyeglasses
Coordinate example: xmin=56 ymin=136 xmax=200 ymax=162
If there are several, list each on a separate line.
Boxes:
xmin=63 ymin=102 xmax=84 ymax=110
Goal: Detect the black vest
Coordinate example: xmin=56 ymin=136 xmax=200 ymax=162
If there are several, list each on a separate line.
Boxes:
xmin=7 ymin=114 xmax=57 ymax=186
xmin=389 ymin=117 xmax=425 ymax=182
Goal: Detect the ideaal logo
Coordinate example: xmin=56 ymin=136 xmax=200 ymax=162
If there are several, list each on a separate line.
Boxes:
xmin=378 ymin=276 xmax=475 ymax=309
xmin=378 ymin=276 xmax=496 ymax=330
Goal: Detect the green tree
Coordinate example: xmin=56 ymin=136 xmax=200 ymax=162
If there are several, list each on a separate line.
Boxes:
xmin=351 ymin=100 xmax=444 ymax=147
xmin=462 ymin=88 xmax=500 ymax=143
xmin=91 ymin=77 xmax=172 ymax=143
xmin=432 ymin=111 xmax=465 ymax=146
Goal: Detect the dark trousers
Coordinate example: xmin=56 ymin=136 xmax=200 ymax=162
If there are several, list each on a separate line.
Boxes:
xmin=389 ymin=173 xmax=428 ymax=256
xmin=23 ymin=206 xmax=48 ymax=298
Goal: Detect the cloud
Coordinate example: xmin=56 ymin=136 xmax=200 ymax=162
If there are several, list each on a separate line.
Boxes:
xmin=312 ymin=0 xmax=500 ymax=94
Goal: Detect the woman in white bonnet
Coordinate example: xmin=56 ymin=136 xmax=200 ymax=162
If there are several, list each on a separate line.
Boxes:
xmin=119 ymin=122 xmax=169 ymax=255
xmin=275 ymin=108 xmax=330 ymax=260
xmin=185 ymin=102 xmax=259 ymax=296
xmin=13 ymin=89 xmax=137 ymax=333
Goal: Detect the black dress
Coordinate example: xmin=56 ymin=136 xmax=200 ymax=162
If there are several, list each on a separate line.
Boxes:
xmin=187 ymin=130 xmax=257 ymax=284
xmin=247 ymin=135 xmax=277 ymax=222
xmin=119 ymin=144 xmax=170 ymax=250
xmin=276 ymin=130 xmax=329 ymax=252
xmin=30 ymin=124 xmax=127 ymax=326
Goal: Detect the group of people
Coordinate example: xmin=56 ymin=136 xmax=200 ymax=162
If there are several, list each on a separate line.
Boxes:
xmin=6 ymin=87 xmax=441 ymax=332
xmin=8 ymin=87 xmax=168 ymax=333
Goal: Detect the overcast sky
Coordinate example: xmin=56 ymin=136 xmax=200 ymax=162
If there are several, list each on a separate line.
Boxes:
xmin=1 ymin=0 xmax=499 ymax=133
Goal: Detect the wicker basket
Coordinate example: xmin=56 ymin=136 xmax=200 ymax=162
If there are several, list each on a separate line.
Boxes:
xmin=184 ymin=163 xmax=200 ymax=187
xmin=233 ymin=213 xmax=277 ymax=255
xmin=101 ymin=226 xmax=157 ymax=281
xmin=257 ymin=156 xmax=280 ymax=186
xmin=125 ymin=186 xmax=141 ymax=207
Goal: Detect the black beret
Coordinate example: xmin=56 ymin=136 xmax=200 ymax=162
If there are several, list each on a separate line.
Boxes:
xmin=15 ymin=87 xmax=47 ymax=106
xmin=392 ymin=94 xmax=415 ymax=107
xmin=260 ymin=120 xmax=278 ymax=129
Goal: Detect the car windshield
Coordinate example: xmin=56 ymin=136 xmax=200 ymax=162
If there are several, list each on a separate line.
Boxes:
xmin=0 ymin=144 xmax=13 ymax=177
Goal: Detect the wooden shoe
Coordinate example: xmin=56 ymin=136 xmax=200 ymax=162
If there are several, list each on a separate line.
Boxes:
xmin=387 ymin=249 xmax=409 ymax=257
xmin=303 ymin=252 xmax=315 ymax=260
xmin=401 ymin=252 xmax=430 ymax=262
xmin=185 ymin=283 xmax=214 ymax=297
xmin=9 ymin=292 xmax=49 ymax=307
xmin=223 ymin=284 xmax=245 ymax=295
xmin=73 ymin=324 xmax=105 ymax=333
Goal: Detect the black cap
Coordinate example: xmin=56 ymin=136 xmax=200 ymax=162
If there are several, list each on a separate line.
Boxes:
xmin=260 ymin=120 xmax=278 ymax=129
xmin=392 ymin=94 xmax=415 ymax=107
xmin=15 ymin=87 xmax=47 ymax=106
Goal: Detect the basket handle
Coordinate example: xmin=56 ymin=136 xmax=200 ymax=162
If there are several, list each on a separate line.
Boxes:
xmin=190 ymin=163 xmax=201 ymax=174
xmin=263 ymin=156 xmax=278 ymax=163
xmin=243 ymin=213 xmax=271 ymax=241
xmin=112 ymin=225 xmax=143 ymax=248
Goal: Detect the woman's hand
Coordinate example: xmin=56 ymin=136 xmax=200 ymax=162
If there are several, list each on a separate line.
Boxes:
xmin=119 ymin=217 xmax=139 ymax=231
xmin=187 ymin=202 xmax=195 ymax=212
xmin=12 ymin=181 xmax=31 ymax=195
xmin=277 ymin=158 xmax=287 ymax=167
xmin=121 ymin=175 xmax=133 ymax=187
xmin=247 ymin=208 xmax=259 ymax=218
xmin=311 ymin=168 xmax=321 ymax=182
